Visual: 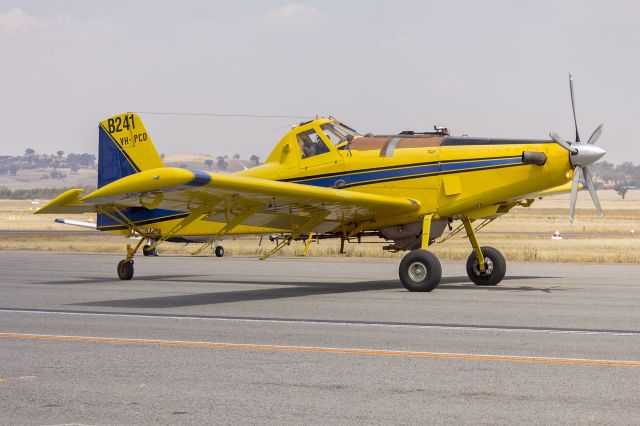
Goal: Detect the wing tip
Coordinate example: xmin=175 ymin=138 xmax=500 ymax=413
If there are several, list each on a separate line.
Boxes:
xmin=34 ymin=188 xmax=86 ymax=214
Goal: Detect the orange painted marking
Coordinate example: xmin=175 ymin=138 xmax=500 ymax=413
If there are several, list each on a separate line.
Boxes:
xmin=1 ymin=332 xmax=639 ymax=367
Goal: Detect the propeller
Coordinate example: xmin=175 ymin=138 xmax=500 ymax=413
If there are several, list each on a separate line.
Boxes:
xmin=549 ymin=74 xmax=606 ymax=223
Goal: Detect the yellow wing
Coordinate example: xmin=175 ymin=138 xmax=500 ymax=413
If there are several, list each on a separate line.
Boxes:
xmin=36 ymin=168 xmax=421 ymax=234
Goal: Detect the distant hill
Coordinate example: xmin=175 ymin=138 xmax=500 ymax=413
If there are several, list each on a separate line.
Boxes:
xmin=0 ymin=167 xmax=97 ymax=190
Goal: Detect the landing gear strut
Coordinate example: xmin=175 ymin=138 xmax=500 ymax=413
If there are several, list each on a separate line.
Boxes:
xmin=117 ymin=238 xmax=147 ymax=280
xmin=462 ymin=217 xmax=506 ymax=286
xmin=398 ymin=214 xmax=442 ymax=292
xmin=466 ymin=246 xmax=506 ymax=286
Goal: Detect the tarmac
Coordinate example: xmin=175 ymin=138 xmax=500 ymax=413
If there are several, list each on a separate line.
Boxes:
xmin=1 ymin=251 xmax=639 ymax=425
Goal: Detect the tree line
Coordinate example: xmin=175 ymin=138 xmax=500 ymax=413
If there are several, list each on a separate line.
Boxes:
xmin=0 ymin=148 xmax=262 ymax=175
xmin=590 ymin=161 xmax=640 ymax=199
xmin=0 ymin=149 xmax=96 ymax=176
xmin=203 ymin=154 xmax=261 ymax=171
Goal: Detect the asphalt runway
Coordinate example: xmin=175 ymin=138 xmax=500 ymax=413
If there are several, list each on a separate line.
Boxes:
xmin=1 ymin=251 xmax=640 ymax=425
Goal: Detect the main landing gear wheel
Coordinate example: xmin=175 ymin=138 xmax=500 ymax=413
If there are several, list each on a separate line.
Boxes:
xmin=117 ymin=259 xmax=134 ymax=280
xmin=466 ymin=246 xmax=506 ymax=286
xmin=399 ymin=249 xmax=442 ymax=292
xmin=214 ymin=246 xmax=225 ymax=257
xmin=142 ymin=244 xmax=158 ymax=257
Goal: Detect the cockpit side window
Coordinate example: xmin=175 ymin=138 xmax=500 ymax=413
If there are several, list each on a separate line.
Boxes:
xmin=297 ymin=129 xmax=330 ymax=159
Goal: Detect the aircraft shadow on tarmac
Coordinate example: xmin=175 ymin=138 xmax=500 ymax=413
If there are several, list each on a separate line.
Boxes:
xmin=67 ymin=275 xmax=564 ymax=309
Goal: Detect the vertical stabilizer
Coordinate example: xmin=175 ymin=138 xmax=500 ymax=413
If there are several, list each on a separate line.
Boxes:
xmin=98 ymin=113 xmax=164 ymax=188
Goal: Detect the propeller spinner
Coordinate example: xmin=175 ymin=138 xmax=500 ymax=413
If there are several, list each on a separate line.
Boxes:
xmin=549 ymin=74 xmax=606 ymax=223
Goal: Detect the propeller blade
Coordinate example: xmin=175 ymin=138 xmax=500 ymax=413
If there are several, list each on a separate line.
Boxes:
xmin=587 ymin=124 xmax=603 ymax=145
xmin=569 ymin=74 xmax=581 ymax=143
xmin=550 ymin=131 xmax=578 ymax=154
xmin=569 ymin=166 xmax=582 ymax=223
xmin=582 ymin=167 xmax=604 ymax=219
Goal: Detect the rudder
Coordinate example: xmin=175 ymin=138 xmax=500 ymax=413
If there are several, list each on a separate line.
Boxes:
xmin=98 ymin=113 xmax=164 ymax=188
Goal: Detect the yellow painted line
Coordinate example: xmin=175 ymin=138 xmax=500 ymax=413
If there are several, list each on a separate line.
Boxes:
xmin=1 ymin=332 xmax=639 ymax=367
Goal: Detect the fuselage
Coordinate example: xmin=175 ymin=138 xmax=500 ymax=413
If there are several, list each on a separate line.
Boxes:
xmin=237 ymin=119 xmax=571 ymax=228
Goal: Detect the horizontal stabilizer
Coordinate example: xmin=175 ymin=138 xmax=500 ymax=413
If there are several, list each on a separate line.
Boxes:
xmin=34 ymin=189 xmax=96 ymax=214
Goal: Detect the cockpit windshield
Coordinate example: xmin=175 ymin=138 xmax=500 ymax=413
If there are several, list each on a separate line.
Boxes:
xmin=320 ymin=122 xmax=361 ymax=146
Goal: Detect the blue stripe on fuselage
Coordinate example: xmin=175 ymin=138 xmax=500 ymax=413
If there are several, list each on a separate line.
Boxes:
xmin=187 ymin=170 xmax=212 ymax=187
xmin=291 ymin=157 xmax=522 ymax=188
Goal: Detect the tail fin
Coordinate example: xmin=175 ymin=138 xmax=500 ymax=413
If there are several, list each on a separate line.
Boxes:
xmin=98 ymin=113 xmax=164 ymax=188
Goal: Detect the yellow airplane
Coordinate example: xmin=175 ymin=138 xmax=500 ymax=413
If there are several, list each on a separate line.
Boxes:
xmin=36 ymin=78 xmax=605 ymax=292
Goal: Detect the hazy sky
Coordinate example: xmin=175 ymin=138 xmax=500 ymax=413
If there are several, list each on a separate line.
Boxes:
xmin=1 ymin=0 xmax=638 ymax=163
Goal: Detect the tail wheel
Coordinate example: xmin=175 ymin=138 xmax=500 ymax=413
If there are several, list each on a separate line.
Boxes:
xmin=214 ymin=246 xmax=225 ymax=257
xmin=466 ymin=246 xmax=506 ymax=286
xmin=399 ymin=249 xmax=442 ymax=292
xmin=117 ymin=259 xmax=134 ymax=280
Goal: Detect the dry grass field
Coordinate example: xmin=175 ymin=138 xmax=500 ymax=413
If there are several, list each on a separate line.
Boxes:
xmin=1 ymin=190 xmax=638 ymax=263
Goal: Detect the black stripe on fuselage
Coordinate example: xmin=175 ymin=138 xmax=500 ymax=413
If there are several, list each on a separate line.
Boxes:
xmin=339 ymin=162 xmax=524 ymax=188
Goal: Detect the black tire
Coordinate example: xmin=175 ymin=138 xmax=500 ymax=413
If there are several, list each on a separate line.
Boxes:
xmin=117 ymin=259 xmax=134 ymax=280
xmin=399 ymin=249 xmax=442 ymax=292
xmin=214 ymin=246 xmax=225 ymax=257
xmin=142 ymin=244 xmax=158 ymax=257
xmin=466 ymin=246 xmax=506 ymax=286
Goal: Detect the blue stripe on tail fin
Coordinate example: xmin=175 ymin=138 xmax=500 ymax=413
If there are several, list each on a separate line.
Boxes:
xmin=98 ymin=125 xmax=138 ymax=188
